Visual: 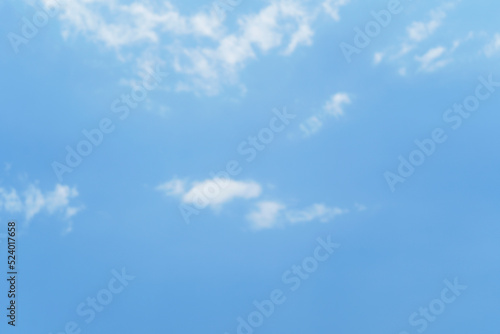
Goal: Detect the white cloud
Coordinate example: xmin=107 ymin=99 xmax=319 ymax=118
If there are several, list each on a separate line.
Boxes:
xmin=285 ymin=203 xmax=347 ymax=223
xmin=484 ymin=33 xmax=500 ymax=57
xmin=156 ymin=178 xmax=185 ymax=196
xmin=284 ymin=22 xmax=314 ymax=55
xmin=246 ymin=201 xmax=285 ymax=230
xmin=24 ymin=186 xmax=45 ymax=220
xmin=389 ymin=30 xmax=475 ymax=75
xmin=246 ymin=202 xmax=349 ymax=230
xmin=394 ymin=43 xmax=416 ymax=58
xmin=157 ymin=177 xmax=262 ymax=209
xmin=415 ymin=46 xmax=451 ymax=71
xmin=388 ymin=3 xmax=456 ymax=58
xmin=170 ymin=1 xmax=317 ymax=94
xmin=183 ymin=179 xmax=261 ymax=208
xmin=324 ymin=92 xmax=351 ymax=117
xmin=0 ymin=189 xmax=23 ymax=212
xmin=406 ymin=6 xmax=450 ymax=42
xmin=44 ymin=184 xmax=80 ymax=217
xmin=447 ymin=31 xmax=474 ymax=52
xmin=158 ymin=177 xmax=361 ymax=229
xmin=378 ymin=3 xmax=460 ymax=74
xmin=322 ymin=0 xmax=350 ymax=21
xmin=41 ymin=0 xmax=317 ymax=95
xmin=43 ymin=0 xmax=224 ymax=48
xmin=374 ymin=52 xmax=384 ymax=65
xmin=415 ymin=46 xmax=445 ymax=64
xmin=0 ymin=183 xmax=82 ymax=228
xmin=299 ymin=92 xmax=351 ymax=138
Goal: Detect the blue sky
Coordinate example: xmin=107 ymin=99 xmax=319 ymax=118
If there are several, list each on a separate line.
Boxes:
xmin=1 ymin=0 xmax=500 ymax=333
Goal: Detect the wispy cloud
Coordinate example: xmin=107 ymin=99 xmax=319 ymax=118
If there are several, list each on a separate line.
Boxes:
xmin=484 ymin=33 xmax=500 ymax=57
xmin=157 ymin=177 xmax=362 ymax=230
xmin=246 ymin=201 xmax=286 ymax=230
xmin=44 ymin=0 xmax=224 ymax=47
xmin=0 ymin=183 xmax=82 ymax=232
xmin=322 ymin=0 xmax=351 ymax=21
xmin=247 ymin=201 xmax=350 ymax=230
xmin=374 ymin=52 xmax=384 ymax=65
xmin=415 ymin=46 xmax=451 ymax=72
xmin=285 ymin=203 xmax=347 ymax=223
xmin=375 ymin=2 xmax=462 ymax=74
xmin=300 ymin=92 xmax=351 ymax=137
xmin=41 ymin=0 xmax=318 ymax=95
xmin=170 ymin=1 xmax=316 ymax=94
xmin=406 ymin=4 xmax=452 ymax=43
xmin=156 ymin=178 xmax=185 ymax=196
xmin=324 ymin=92 xmax=351 ymax=117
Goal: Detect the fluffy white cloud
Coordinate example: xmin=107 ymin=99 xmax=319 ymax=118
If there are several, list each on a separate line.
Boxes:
xmin=157 ymin=177 xmax=261 ymax=209
xmin=183 ymin=179 xmax=261 ymax=208
xmin=0 ymin=183 xmax=82 ymax=227
xmin=44 ymin=184 xmax=80 ymax=216
xmin=322 ymin=0 xmax=350 ymax=21
xmin=157 ymin=177 xmax=361 ymax=230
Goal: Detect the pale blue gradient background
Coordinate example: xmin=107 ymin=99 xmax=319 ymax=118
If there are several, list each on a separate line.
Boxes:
xmin=1 ymin=0 xmax=500 ymax=333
